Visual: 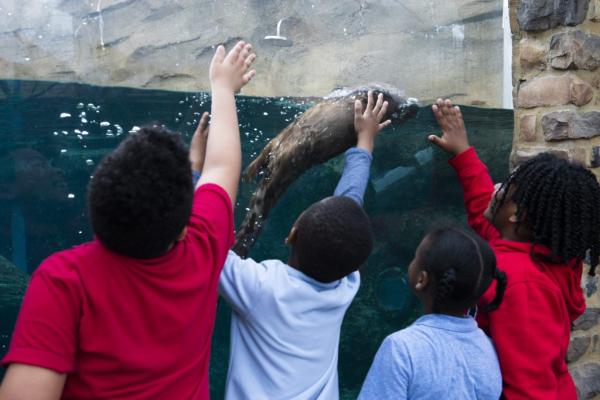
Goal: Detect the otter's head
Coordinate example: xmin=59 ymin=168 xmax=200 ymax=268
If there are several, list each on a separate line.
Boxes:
xmin=326 ymin=83 xmax=419 ymax=125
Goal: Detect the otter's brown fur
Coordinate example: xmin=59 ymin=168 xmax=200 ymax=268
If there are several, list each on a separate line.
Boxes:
xmin=234 ymin=88 xmax=418 ymax=257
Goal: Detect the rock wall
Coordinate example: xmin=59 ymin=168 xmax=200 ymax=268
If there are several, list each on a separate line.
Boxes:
xmin=0 ymin=0 xmax=505 ymax=106
xmin=510 ymin=0 xmax=600 ymax=398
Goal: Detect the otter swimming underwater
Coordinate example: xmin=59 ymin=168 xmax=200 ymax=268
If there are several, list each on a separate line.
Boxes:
xmin=233 ymin=84 xmax=419 ymax=257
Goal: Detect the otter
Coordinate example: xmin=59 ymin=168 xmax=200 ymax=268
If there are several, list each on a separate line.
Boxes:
xmin=233 ymin=84 xmax=419 ymax=258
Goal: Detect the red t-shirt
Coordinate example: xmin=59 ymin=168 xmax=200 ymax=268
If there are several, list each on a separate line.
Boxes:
xmin=449 ymin=148 xmax=586 ymax=400
xmin=2 ymin=184 xmax=234 ymax=400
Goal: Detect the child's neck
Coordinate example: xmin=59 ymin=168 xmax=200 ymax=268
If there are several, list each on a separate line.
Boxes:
xmin=498 ymin=225 xmax=533 ymax=243
xmin=422 ymin=302 xmax=468 ymax=318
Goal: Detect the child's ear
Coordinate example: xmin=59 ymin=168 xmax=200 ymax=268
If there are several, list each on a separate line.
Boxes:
xmin=507 ymin=202 xmax=523 ymax=224
xmin=508 ymin=209 xmax=525 ymax=224
xmin=176 ymin=227 xmax=188 ymax=241
xmin=414 ymin=270 xmax=429 ymax=291
xmin=285 ymin=226 xmax=297 ymax=246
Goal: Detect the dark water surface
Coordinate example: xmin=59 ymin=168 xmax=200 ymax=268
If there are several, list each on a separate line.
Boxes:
xmin=0 ymin=80 xmax=513 ymax=399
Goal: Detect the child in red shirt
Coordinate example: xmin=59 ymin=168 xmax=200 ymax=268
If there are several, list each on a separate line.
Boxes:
xmin=429 ymin=99 xmax=600 ymax=400
xmin=0 ymin=42 xmax=256 ymax=400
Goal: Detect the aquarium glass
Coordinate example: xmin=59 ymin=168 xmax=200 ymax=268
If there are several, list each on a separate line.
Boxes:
xmin=0 ymin=1 xmax=512 ymax=399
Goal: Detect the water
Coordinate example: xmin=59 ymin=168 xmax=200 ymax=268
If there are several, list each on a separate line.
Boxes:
xmin=0 ymin=79 xmax=513 ymax=398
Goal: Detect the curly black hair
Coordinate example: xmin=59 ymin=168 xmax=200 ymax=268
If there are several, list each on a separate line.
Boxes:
xmin=294 ymin=196 xmax=374 ymax=283
xmin=494 ymin=153 xmax=600 ymax=276
xmin=88 ymin=126 xmax=193 ymax=258
xmin=421 ymin=227 xmax=506 ymax=314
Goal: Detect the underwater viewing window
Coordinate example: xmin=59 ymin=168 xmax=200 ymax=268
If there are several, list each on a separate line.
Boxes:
xmin=0 ymin=1 xmax=513 ymax=398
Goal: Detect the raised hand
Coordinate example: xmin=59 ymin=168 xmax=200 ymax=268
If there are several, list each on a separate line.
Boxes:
xmin=428 ymin=98 xmax=470 ymax=156
xmin=354 ymin=91 xmax=392 ymax=153
xmin=209 ymin=41 xmax=256 ymax=93
xmin=190 ymin=111 xmax=210 ymax=173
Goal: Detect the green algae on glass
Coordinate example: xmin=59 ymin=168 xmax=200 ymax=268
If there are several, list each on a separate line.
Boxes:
xmin=0 ymin=80 xmax=513 ymax=398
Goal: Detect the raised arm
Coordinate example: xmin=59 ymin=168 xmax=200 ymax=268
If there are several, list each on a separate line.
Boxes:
xmin=197 ymin=41 xmax=256 ymax=204
xmin=334 ymin=91 xmax=390 ymax=205
xmin=190 ymin=111 xmax=210 ymax=185
xmin=428 ymin=99 xmax=500 ymax=241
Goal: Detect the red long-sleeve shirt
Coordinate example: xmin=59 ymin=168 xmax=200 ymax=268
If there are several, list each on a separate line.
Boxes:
xmin=449 ymin=148 xmax=586 ymax=400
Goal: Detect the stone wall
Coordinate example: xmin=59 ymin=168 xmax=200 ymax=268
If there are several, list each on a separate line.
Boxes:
xmin=0 ymin=0 xmax=505 ymax=106
xmin=510 ymin=0 xmax=600 ymax=398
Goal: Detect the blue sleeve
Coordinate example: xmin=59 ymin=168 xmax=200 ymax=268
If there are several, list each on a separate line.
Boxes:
xmin=358 ymin=336 xmax=410 ymax=400
xmin=219 ymin=251 xmax=268 ymax=317
xmin=192 ymin=170 xmax=201 ymax=187
xmin=333 ymin=148 xmax=372 ymax=206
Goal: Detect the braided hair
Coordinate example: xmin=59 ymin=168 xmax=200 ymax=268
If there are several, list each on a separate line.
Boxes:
xmin=421 ymin=228 xmax=506 ymax=313
xmin=493 ymin=153 xmax=600 ymax=276
xmin=422 ymin=228 xmax=506 ymax=314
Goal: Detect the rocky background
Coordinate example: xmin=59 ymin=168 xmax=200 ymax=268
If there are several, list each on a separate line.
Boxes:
xmin=510 ymin=0 xmax=600 ymax=398
xmin=0 ymin=0 xmax=504 ymax=106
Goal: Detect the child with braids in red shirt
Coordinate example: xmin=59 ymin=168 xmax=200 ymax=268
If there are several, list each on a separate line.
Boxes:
xmin=429 ymin=99 xmax=600 ymax=400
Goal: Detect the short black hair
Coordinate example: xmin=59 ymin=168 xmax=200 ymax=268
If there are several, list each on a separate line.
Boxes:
xmin=494 ymin=153 xmax=600 ymax=276
xmin=421 ymin=227 xmax=506 ymax=313
xmin=294 ymin=196 xmax=373 ymax=283
xmin=88 ymin=125 xmax=193 ymax=258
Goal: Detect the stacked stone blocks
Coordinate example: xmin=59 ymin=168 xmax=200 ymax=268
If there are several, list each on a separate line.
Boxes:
xmin=511 ymin=1 xmax=600 ymax=398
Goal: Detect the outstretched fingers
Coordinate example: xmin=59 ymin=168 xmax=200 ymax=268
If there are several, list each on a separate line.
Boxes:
xmin=429 ymin=98 xmax=469 ymax=154
xmin=354 ymin=99 xmax=364 ymax=117
xmin=453 ymin=106 xmax=465 ymax=131
xmin=238 ymin=44 xmax=250 ymax=62
xmin=372 ymin=93 xmax=384 ymax=116
xmin=196 ymin=111 xmax=210 ymax=135
xmin=224 ymin=41 xmax=245 ymax=64
xmin=376 ymin=99 xmax=389 ymax=122
xmin=244 ymin=52 xmax=256 ymax=68
xmin=365 ymin=91 xmax=374 ymax=114
xmin=379 ymin=119 xmax=392 ymax=130
xmin=238 ymin=44 xmax=253 ymax=68
xmin=432 ymin=98 xmax=448 ymax=130
xmin=210 ymin=45 xmax=226 ymax=69
xmin=242 ymin=69 xmax=256 ymax=85
xmin=428 ymin=133 xmax=446 ymax=147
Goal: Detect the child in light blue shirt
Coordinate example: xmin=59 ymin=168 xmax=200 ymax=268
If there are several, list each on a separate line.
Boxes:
xmin=358 ymin=227 xmax=506 ymax=400
xmin=216 ymin=92 xmax=391 ymax=400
